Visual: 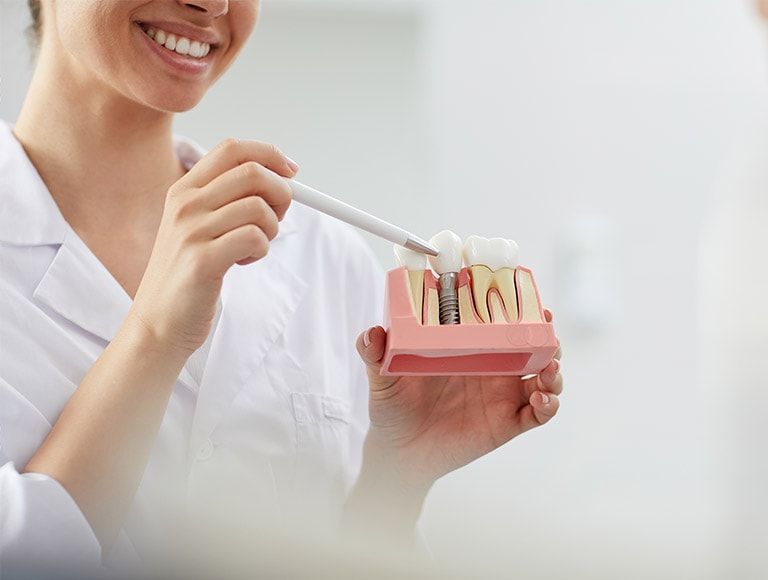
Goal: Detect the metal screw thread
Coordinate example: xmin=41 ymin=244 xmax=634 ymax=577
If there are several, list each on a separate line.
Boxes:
xmin=437 ymin=272 xmax=460 ymax=325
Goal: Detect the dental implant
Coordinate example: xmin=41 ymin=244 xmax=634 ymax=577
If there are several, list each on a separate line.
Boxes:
xmin=428 ymin=230 xmax=464 ymax=325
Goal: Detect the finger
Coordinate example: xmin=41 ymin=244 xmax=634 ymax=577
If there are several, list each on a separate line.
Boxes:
xmin=539 ymin=359 xmax=561 ymax=389
xmin=209 ymin=224 xmax=270 ymax=273
xmin=179 ymin=138 xmax=299 ymax=189
xmin=355 ymin=326 xmax=387 ymax=370
xmin=202 ymin=161 xmax=293 ymax=220
xmin=205 ymin=195 xmax=280 ymax=241
xmin=522 ymin=362 xmax=563 ymax=397
xmin=518 ymin=392 xmax=560 ymax=431
xmin=355 ymin=326 xmax=397 ymax=392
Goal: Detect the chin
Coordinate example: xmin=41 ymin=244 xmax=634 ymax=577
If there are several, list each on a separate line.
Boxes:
xmin=141 ymin=88 xmax=206 ymax=113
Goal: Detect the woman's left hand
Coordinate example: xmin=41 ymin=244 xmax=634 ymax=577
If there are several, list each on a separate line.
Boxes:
xmin=355 ymin=310 xmax=563 ymax=494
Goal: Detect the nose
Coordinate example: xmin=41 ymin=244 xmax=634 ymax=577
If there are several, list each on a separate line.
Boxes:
xmin=178 ymin=0 xmax=228 ymax=18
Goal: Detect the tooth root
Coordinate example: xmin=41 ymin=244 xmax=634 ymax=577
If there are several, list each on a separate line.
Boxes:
xmin=488 ymin=290 xmax=508 ymax=324
xmin=458 ymin=284 xmax=479 ymax=324
xmin=406 ymin=271 xmax=425 ymax=324
xmin=517 ymin=269 xmax=544 ymax=322
xmin=469 ymin=265 xmax=493 ymax=323
xmin=426 ymin=287 xmax=440 ymax=326
xmin=494 ymin=267 xmax=519 ymax=323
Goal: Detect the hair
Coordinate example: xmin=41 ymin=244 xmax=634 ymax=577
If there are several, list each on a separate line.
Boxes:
xmin=27 ymin=0 xmax=42 ymax=45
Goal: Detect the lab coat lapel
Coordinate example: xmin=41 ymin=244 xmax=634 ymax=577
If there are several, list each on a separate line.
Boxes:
xmin=33 ymin=227 xmax=132 ymax=344
xmin=189 ymin=250 xmax=308 ymax=459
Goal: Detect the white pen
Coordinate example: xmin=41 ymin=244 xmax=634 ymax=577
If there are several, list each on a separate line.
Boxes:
xmin=287 ymin=179 xmax=439 ymax=257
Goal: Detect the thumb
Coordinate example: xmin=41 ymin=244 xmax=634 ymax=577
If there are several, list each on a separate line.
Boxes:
xmin=355 ymin=326 xmax=396 ymax=391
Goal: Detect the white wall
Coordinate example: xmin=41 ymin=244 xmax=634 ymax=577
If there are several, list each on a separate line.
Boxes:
xmin=3 ymin=0 xmax=768 ymax=577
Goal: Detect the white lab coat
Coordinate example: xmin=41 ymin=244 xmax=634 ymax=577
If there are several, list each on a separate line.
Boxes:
xmin=0 ymin=120 xmax=385 ymax=575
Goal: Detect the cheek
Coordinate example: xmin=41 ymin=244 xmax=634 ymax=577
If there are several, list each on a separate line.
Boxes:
xmin=55 ymin=4 xmax=135 ymax=84
xmin=227 ymin=4 xmax=260 ymax=56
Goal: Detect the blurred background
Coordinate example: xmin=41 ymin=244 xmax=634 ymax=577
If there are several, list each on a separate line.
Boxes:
xmin=3 ymin=0 xmax=768 ymax=577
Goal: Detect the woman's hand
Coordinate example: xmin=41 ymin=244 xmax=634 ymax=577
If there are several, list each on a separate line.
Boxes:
xmin=356 ymin=310 xmax=563 ymax=493
xmin=130 ymin=138 xmax=298 ymax=356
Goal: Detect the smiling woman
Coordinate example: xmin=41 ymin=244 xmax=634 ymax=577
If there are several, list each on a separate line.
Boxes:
xmin=0 ymin=0 xmax=563 ymax=577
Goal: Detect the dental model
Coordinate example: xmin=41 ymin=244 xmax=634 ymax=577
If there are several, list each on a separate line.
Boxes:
xmin=380 ymin=231 xmax=558 ymax=376
xmin=428 ymin=230 xmax=463 ymax=325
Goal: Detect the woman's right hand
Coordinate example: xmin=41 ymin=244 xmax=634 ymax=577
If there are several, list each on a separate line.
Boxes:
xmin=129 ymin=138 xmax=298 ymax=357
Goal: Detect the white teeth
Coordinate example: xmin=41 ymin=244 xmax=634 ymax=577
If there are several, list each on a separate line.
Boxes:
xmin=428 ymin=230 xmax=464 ymax=275
xmin=144 ymin=25 xmax=211 ymax=59
xmin=394 ymin=245 xmax=427 ymax=271
xmin=175 ymin=37 xmax=190 ymax=55
xmin=463 ymin=236 xmax=518 ymax=271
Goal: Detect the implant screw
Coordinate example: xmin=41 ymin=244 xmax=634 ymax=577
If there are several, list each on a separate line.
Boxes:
xmin=437 ymin=272 xmax=460 ymax=325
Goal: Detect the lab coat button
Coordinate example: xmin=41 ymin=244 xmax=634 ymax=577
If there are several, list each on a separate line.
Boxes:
xmin=197 ymin=439 xmax=214 ymax=461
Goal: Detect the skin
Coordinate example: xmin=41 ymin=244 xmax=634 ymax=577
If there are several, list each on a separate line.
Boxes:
xmin=759 ymin=0 xmax=768 ymax=20
xmin=13 ymin=0 xmax=563 ymax=559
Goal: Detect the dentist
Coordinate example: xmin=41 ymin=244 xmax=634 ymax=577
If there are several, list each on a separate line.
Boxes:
xmin=0 ymin=0 xmax=563 ymax=575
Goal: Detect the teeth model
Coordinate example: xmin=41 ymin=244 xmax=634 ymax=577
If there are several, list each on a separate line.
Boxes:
xmin=394 ymin=245 xmax=426 ymax=323
xmin=428 ymin=230 xmax=464 ymax=325
xmin=463 ymin=236 xmax=520 ymax=323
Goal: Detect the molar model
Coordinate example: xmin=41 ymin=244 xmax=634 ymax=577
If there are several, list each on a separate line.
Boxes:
xmin=380 ymin=233 xmax=558 ymax=376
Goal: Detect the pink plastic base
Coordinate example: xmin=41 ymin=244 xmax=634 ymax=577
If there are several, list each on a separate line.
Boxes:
xmin=380 ymin=267 xmax=558 ymax=376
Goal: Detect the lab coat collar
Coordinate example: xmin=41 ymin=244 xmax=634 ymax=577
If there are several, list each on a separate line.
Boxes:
xmin=0 ymin=120 xmax=69 ymax=246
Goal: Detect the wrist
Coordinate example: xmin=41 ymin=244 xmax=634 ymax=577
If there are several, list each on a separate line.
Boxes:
xmin=341 ymin=429 xmax=433 ymax=542
xmin=120 ymin=310 xmax=192 ymax=368
xmin=359 ymin=429 xmax=434 ymax=501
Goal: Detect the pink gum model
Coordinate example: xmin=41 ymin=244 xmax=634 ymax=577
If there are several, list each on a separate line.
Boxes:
xmin=380 ymin=266 xmax=558 ymax=376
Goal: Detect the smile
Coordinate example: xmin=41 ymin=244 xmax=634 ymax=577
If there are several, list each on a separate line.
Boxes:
xmin=139 ymin=24 xmax=211 ymax=59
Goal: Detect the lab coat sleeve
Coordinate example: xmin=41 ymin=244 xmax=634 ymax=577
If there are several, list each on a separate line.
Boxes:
xmin=0 ymin=380 xmax=103 ymax=572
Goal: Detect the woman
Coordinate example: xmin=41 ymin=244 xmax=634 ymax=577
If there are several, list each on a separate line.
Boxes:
xmin=0 ymin=0 xmax=563 ymax=576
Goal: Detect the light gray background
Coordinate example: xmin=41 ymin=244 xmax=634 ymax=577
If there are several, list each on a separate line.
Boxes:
xmin=2 ymin=0 xmax=767 ymax=577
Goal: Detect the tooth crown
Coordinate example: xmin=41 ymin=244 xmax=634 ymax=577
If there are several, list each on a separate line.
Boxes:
xmin=463 ymin=236 xmax=519 ymax=271
xmin=428 ymin=230 xmax=463 ymax=275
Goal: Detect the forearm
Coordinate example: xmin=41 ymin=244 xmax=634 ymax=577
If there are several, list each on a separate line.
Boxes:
xmin=341 ymin=432 xmax=431 ymax=549
xmin=23 ymin=314 xmax=188 ymax=553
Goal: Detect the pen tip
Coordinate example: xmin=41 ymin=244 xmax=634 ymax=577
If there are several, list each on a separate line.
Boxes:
xmin=404 ymin=237 xmax=439 ymax=257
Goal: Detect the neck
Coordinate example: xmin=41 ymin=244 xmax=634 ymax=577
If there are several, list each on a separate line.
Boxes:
xmin=13 ymin=45 xmax=185 ymax=236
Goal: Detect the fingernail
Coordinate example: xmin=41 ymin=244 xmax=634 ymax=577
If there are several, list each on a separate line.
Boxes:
xmin=552 ymin=359 xmax=560 ymax=373
xmin=540 ymin=392 xmax=550 ymax=405
xmin=363 ymin=328 xmax=373 ymax=348
xmin=286 ymin=156 xmax=299 ymax=174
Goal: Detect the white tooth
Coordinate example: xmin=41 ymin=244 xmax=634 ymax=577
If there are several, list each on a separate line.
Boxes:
xmin=164 ymin=34 xmax=177 ymax=51
xmin=201 ymin=43 xmax=210 ymax=57
xmin=487 ymin=238 xmax=519 ymax=271
xmin=155 ymin=29 xmax=166 ymax=45
xmin=147 ymin=27 xmax=156 ymax=39
xmin=463 ymin=235 xmax=490 ymax=268
xmin=428 ymin=230 xmax=463 ymax=275
xmin=175 ymin=37 xmax=191 ymax=55
xmin=394 ymin=245 xmax=426 ymax=271
xmin=189 ymin=41 xmax=202 ymax=58
xmin=463 ymin=236 xmax=518 ymax=271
